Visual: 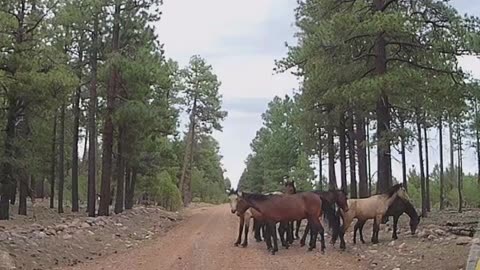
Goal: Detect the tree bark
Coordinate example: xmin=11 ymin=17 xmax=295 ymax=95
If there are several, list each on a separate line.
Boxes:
xmin=327 ymin=121 xmax=337 ymax=190
xmin=71 ymin=48 xmax=83 ymax=212
xmin=476 ymin=102 xmax=480 ymax=187
xmin=0 ymin=103 xmax=17 ymax=219
xmin=318 ymin=127 xmax=323 ymax=191
xmin=87 ymin=13 xmax=99 ymax=218
xmin=357 ymin=116 xmax=368 ymax=198
xmin=49 ymin=111 xmax=57 ymax=209
xmin=339 ymin=113 xmax=347 ymax=192
xmin=416 ymin=113 xmax=427 ymax=217
xmin=179 ymin=97 xmax=197 ymax=206
xmin=424 ymin=125 xmax=430 ymax=212
xmin=99 ymin=1 xmax=121 ymax=216
xmin=58 ymin=102 xmax=65 ymax=214
xmin=114 ymin=128 xmax=126 ymax=214
xmin=347 ymin=110 xmax=357 ymax=198
xmin=366 ymin=119 xmax=372 ymax=195
xmin=439 ymin=117 xmax=445 ymax=210
xmin=449 ymin=120 xmax=455 ymax=190
xmin=18 ymin=173 xmax=27 ymax=215
xmin=400 ymin=116 xmax=408 ymax=191
xmin=125 ymin=168 xmax=136 ymax=210
xmin=374 ymin=0 xmax=392 ymax=193
xmin=457 ymin=125 xmax=463 ymax=213
xmin=124 ymin=165 xmax=131 ymax=209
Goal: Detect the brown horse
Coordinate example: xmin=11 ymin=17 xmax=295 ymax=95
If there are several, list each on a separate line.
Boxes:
xmin=229 ymin=189 xmax=290 ymax=248
xmin=353 ymin=196 xmax=420 ymax=243
xmin=237 ymin=191 xmax=338 ymax=255
xmin=333 ymin=183 xmax=407 ymax=245
xmin=298 ymin=189 xmax=350 ymax=249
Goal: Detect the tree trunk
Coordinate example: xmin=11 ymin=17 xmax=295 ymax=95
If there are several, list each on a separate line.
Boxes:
xmin=424 ymin=125 xmax=430 ymax=212
xmin=58 ymin=102 xmax=65 ymax=214
xmin=82 ymin=125 xmax=88 ymax=165
xmin=49 ymin=112 xmax=57 ymax=209
xmin=374 ymin=0 xmax=392 ymax=193
xmin=124 ymin=165 xmax=131 ymax=209
xmin=125 ymin=168 xmax=136 ymax=210
xmin=457 ymin=125 xmax=463 ymax=213
xmin=400 ymin=116 xmax=408 ymax=191
xmin=366 ymin=119 xmax=372 ymax=195
xmin=439 ymin=117 xmax=445 ymax=210
xmin=99 ymin=1 xmax=120 ymax=216
xmin=339 ymin=113 xmax=347 ymax=192
xmin=476 ymin=102 xmax=480 ymax=187
xmin=327 ymin=122 xmax=337 ymax=190
xmin=318 ymin=128 xmax=323 ymax=191
xmin=114 ymin=128 xmax=125 ymax=214
xmin=347 ymin=110 xmax=357 ymax=198
xmin=0 ymin=103 xmax=16 ymax=219
xmin=416 ymin=113 xmax=427 ymax=218
xmin=179 ymin=97 xmax=197 ymax=206
xmin=357 ymin=116 xmax=368 ymax=198
xmin=449 ymin=120 xmax=455 ymax=190
xmin=18 ymin=173 xmax=27 ymax=215
xmin=87 ymin=13 xmax=99 ymax=218
xmin=71 ymin=48 xmax=83 ymax=212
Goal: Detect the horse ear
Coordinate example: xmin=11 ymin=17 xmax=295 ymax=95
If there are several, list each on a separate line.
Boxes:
xmin=238 ymin=191 xmax=243 ymax=197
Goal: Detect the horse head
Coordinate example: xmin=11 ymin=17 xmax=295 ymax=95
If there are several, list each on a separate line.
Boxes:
xmin=334 ymin=189 xmax=349 ymax=212
xmin=410 ymin=215 xmax=421 ymax=235
xmin=228 ymin=189 xmax=238 ymax=214
xmin=284 ymin=180 xmax=296 ymax=194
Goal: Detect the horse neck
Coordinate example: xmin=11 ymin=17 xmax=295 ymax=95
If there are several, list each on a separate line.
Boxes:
xmin=403 ymin=200 xmax=418 ymax=220
xmin=385 ymin=192 xmax=399 ymax=207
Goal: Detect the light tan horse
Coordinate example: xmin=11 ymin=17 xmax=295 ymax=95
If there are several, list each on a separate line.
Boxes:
xmin=334 ymin=183 xmax=407 ymax=244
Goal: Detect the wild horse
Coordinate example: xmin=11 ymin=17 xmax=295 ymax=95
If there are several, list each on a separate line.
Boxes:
xmin=353 ymin=196 xmax=420 ymax=243
xmin=332 ymin=183 xmax=407 ymax=245
xmin=228 ymin=190 xmax=291 ymax=248
xmin=236 ymin=191 xmax=342 ymax=255
xmin=298 ymin=189 xmax=350 ymax=250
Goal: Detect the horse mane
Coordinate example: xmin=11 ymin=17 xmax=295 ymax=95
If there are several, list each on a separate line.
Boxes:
xmin=319 ymin=197 xmax=341 ymax=237
xmin=242 ymin=192 xmax=270 ymax=202
xmin=385 ymin=184 xmax=403 ymax=198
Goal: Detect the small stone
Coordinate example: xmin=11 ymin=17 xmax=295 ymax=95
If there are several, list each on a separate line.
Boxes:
xmin=114 ymin=223 xmax=123 ymax=227
xmin=86 ymin=230 xmax=95 ymax=236
xmin=418 ymin=230 xmax=428 ymax=238
xmin=55 ymin=224 xmax=68 ymax=232
xmin=33 ymin=232 xmax=47 ymax=239
xmin=428 ymin=235 xmax=437 ymax=241
xmin=434 ymin=229 xmax=446 ymax=236
xmin=80 ymin=223 xmax=90 ymax=228
xmin=456 ymin=237 xmax=472 ymax=245
xmin=0 ymin=250 xmax=16 ymax=269
xmin=399 ymin=243 xmax=407 ymax=249
xmin=368 ymin=250 xmax=378 ymax=254
xmin=62 ymin=234 xmax=73 ymax=240
xmin=393 ymin=268 xmax=400 ymax=270
xmin=388 ymin=241 xmax=396 ymax=247
xmin=472 ymin=238 xmax=480 ymax=245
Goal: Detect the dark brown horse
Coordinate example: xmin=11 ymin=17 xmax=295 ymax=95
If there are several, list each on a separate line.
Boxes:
xmin=299 ymin=189 xmax=350 ymax=250
xmin=237 ymin=191 xmax=339 ymax=255
xmin=353 ymin=196 xmax=420 ymax=243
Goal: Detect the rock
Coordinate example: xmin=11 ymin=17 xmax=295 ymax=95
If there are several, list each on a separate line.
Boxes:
xmin=393 ymin=268 xmax=400 ymax=270
xmin=434 ymin=229 xmax=446 ymax=236
xmin=86 ymin=218 xmax=96 ymax=225
xmin=114 ymin=223 xmax=123 ymax=227
xmin=428 ymin=234 xmax=437 ymax=241
xmin=55 ymin=224 xmax=68 ymax=232
xmin=86 ymin=230 xmax=95 ymax=236
xmin=399 ymin=243 xmax=407 ymax=249
xmin=71 ymin=218 xmax=81 ymax=226
xmin=80 ymin=223 xmax=91 ymax=228
xmin=368 ymin=250 xmax=378 ymax=254
xmin=0 ymin=250 xmax=16 ymax=269
xmin=388 ymin=241 xmax=396 ymax=247
xmin=46 ymin=229 xmax=56 ymax=236
xmin=33 ymin=232 xmax=46 ymax=239
xmin=62 ymin=234 xmax=73 ymax=240
xmin=456 ymin=237 xmax=472 ymax=245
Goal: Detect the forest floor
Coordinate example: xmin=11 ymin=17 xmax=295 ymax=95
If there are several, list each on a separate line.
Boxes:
xmin=0 ymin=202 xmax=478 ymax=270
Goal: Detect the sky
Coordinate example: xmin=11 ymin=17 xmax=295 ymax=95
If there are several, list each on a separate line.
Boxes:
xmin=155 ymin=0 xmax=480 ymax=188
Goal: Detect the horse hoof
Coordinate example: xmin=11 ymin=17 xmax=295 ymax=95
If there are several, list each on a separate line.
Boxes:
xmin=271 ymin=251 xmax=276 ymax=255
xmin=234 ymin=243 xmax=239 ymax=247
xmin=300 ymin=241 xmax=305 ymax=247
xmin=285 ymin=246 xmax=289 ymax=249
xmin=308 ymin=247 xmax=314 ymax=252
xmin=321 ymin=250 xmax=325 ymax=255
xmin=241 ymin=243 xmax=248 ymax=248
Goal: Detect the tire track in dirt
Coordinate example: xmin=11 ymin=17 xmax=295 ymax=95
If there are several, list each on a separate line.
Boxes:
xmin=67 ymin=204 xmax=367 ymax=270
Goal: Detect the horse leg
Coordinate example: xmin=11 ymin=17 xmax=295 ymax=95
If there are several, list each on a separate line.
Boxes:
xmin=300 ymin=222 xmax=309 ymax=247
xmin=270 ymin=222 xmax=279 ymax=255
xmin=353 ymin=220 xmax=359 ymax=244
xmin=242 ymin=214 xmax=250 ymax=247
xmin=287 ymin=221 xmax=294 ymax=245
xmin=295 ymin=219 xmax=301 ymax=239
xmin=264 ymin=223 xmax=273 ymax=251
xmin=358 ymin=220 xmax=366 ymax=244
xmin=371 ymin=216 xmax=380 ymax=244
xmin=392 ymin=215 xmax=399 ymax=240
xmin=278 ymin=222 xmax=287 ymax=248
xmin=254 ymin=219 xmax=262 ymax=242
xmin=318 ymin=221 xmax=326 ymax=254
xmin=307 ymin=218 xmax=319 ymax=252
xmin=235 ymin=215 xmax=244 ymax=246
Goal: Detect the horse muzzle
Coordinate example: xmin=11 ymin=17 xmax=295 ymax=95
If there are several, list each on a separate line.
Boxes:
xmin=231 ymin=209 xmax=236 ymax=214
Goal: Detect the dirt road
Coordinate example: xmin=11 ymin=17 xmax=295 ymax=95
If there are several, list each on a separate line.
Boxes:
xmin=68 ymin=204 xmax=368 ymax=270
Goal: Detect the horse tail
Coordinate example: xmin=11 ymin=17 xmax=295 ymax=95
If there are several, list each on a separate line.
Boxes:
xmin=320 ymin=197 xmax=341 ymax=235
